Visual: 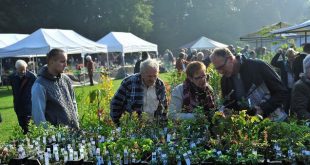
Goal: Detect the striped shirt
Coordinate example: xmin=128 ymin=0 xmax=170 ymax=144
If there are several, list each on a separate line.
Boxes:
xmin=110 ymin=74 xmax=167 ymax=123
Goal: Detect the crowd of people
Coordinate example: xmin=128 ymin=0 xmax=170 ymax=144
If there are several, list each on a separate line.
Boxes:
xmin=7 ymin=43 xmax=310 ymax=133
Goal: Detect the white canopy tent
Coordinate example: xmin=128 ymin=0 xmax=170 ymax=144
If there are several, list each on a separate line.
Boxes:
xmin=0 ymin=29 xmax=107 ymax=83
xmin=180 ymin=36 xmax=227 ymax=51
xmin=97 ymin=32 xmax=158 ymax=65
xmin=0 ymin=28 xmax=108 ymax=58
xmin=0 ymin=34 xmax=29 ymax=48
xmin=271 ymin=20 xmax=310 ymax=43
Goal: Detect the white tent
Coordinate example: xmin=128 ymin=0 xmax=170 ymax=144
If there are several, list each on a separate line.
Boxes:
xmin=180 ymin=36 xmax=227 ymax=51
xmin=0 ymin=34 xmax=29 ymax=83
xmin=0 ymin=34 xmax=29 ymax=48
xmin=97 ymin=32 xmax=157 ymax=53
xmin=0 ymin=28 xmax=108 ymax=58
xmin=97 ymin=32 xmax=157 ymax=65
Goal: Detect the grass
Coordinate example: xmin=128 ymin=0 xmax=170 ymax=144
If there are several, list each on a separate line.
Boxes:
xmin=0 ymin=86 xmax=18 ymax=143
xmin=0 ymin=73 xmax=170 ymax=143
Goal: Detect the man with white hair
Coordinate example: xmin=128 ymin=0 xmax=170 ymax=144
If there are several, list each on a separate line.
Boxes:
xmin=9 ymin=59 xmax=36 ymax=133
xmin=291 ymin=55 xmax=310 ymax=119
xmin=110 ymin=59 xmax=168 ymax=124
xmin=86 ymin=55 xmax=95 ymax=86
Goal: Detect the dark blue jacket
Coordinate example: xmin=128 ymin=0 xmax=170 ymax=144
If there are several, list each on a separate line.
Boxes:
xmin=9 ymin=71 xmax=36 ymax=116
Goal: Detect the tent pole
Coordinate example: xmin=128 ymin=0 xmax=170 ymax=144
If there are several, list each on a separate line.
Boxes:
xmin=122 ymin=52 xmax=125 ymax=66
xmin=106 ymin=52 xmax=109 ymax=71
xmin=34 ymin=55 xmax=37 ymax=74
xmin=122 ymin=52 xmax=126 ymax=78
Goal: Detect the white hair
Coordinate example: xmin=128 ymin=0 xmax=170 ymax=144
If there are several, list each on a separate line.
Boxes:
xmin=15 ymin=59 xmax=27 ymax=69
xmin=86 ymin=55 xmax=92 ymax=61
xmin=197 ymin=52 xmax=204 ymax=60
xmin=140 ymin=59 xmax=159 ymax=73
xmin=303 ymin=55 xmax=310 ymax=74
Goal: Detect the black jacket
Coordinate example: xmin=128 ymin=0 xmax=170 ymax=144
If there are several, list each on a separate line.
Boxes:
xmin=221 ymin=57 xmax=288 ymax=117
xmin=271 ymin=52 xmax=294 ymax=89
xmin=293 ymin=53 xmax=307 ymax=81
xmin=9 ymin=71 xmax=36 ymax=116
xmin=134 ymin=60 xmax=143 ymax=73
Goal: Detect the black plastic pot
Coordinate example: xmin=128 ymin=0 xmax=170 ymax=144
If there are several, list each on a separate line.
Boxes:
xmin=8 ymin=158 xmax=41 ymax=165
xmin=267 ymin=160 xmax=282 ymax=165
xmin=65 ymin=159 xmax=95 ymax=165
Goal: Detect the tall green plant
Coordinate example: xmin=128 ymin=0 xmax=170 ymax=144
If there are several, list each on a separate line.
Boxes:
xmin=207 ymin=65 xmax=222 ymax=105
xmin=80 ymin=73 xmax=115 ymax=130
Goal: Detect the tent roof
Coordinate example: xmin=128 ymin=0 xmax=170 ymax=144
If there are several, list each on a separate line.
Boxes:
xmin=271 ymin=20 xmax=310 ymax=34
xmin=0 ymin=28 xmax=107 ymax=58
xmin=180 ymin=36 xmax=227 ymax=50
xmin=240 ymin=22 xmax=291 ymax=41
xmin=0 ymin=34 xmax=29 ymax=48
xmin=97 ymin=32 xmax=157 ymax=53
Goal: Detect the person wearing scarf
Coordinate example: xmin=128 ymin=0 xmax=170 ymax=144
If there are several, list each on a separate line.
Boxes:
xmin=169 ymin=61 xmax=215 ymax=120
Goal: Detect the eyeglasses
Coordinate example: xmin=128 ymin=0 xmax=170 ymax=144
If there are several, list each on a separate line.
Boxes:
xmin=215 ymin=58 xmax=228 ymax=70
xmin=193 ymin=74 xmax=207 ymax=80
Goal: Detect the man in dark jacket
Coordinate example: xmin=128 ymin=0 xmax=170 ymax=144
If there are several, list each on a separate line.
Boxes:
xmin=210 ymin=48 xmax=288 ymax=121
xmin=9 ymin=60 xmax=36 ymax=134
xmin=293 ymin=43 xmax=310 ymax=81
xmin=134 ymin=52 xmax=150 ymax=73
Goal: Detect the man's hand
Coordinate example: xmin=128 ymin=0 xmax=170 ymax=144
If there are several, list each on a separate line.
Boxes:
xmin=254 ymin=106 xmax=263 ymax=116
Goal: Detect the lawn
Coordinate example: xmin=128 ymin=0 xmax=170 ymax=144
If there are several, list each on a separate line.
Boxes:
xmin=0 ymin=73 xmax=170 ymax=143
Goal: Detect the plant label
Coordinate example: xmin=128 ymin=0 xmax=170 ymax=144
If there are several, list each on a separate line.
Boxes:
xmin=151 ymin=152 xmax=156 ymax=162
xmin=167 ymin=134 xmax=171 ymax=142
xmin=43 ymin=136 xmax=47 ymax=144
xmin=217 ymin=150 xmax=222 ymax=156
xmin=237 ymin=151 xmax=242 ymax=158
xmin=96 ymin=148 xmax=100 ymax=156
xmin=183 ymin=153 xmax=190 ymax=165
xmin=44 ymin=152 xmax=49 ymax=165
xmin=74 ymin=151 xmax=79 ymax=160
xmin=124 ymin=149 xmax=129 ymax=164
xmin=52 ymin=135 xmax=56 ymax=142
xmin=55 ymin=153 xmax=59 ymax=161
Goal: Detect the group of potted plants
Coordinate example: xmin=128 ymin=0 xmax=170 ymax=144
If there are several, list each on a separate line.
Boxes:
xmin=0 ymin=70 xmax=309 ymax=165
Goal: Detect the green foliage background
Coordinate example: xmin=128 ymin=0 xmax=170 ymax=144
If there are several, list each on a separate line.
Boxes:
xmin=0 ymin=0 xmax=309 ymax=52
